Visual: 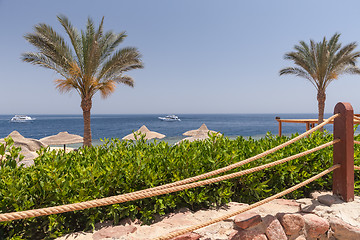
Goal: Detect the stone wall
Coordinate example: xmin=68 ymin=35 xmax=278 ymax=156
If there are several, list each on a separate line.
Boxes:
xmin=58 ymin=193 xmax=360 ymax=240
xmin=229 ymin=211 xmax=360 ymax=240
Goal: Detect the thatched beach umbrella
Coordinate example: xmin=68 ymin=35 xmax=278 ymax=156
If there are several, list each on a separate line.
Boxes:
xmin=17 ymin=148 xmax=39 ymax=167
xmin=176 ymin=131 xmax=210 ymax=145
xmin=183 ymin=123 xmax=219 ymax=136
xmin=2 ymin=147 xmax=38 ymax=168
xmin=0 ymin=130 xmax=46 ymax=151
xmin=122 ymin=125 xmax=165 ymax=140
xmin=40 ymin=131 xmax=83 ymax=151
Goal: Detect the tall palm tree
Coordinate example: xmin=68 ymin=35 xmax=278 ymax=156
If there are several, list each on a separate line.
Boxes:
xmin=280 ymin=33 xmax=360 ymax=124
xmin=22 ymin=15 xmax=143 ymax=146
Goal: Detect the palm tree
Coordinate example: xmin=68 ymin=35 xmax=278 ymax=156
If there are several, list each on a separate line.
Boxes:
xmin=280 ymin=33 xmax=360 ymax=124
xmin=22 ymin=15 xmax=143 ymax=146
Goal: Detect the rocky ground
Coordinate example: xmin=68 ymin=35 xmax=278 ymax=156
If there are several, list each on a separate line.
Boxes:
xmin=57 ymin=192 xmax=360 ymax=240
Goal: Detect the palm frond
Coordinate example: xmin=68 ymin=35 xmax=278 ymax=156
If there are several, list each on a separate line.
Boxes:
xmin=113 ymin=75 xmax=135 ymax=87
xmin=97 ymin=80 xmax=116 ymax=98
xmin=54 ymin=78 xmax=79 ymax=94
xmin=22 ymin=52 xmax=69 ymax=78
xmin=29 ymin=22 xmax=74 ymax=69
xmin=280 ymin=33 xmax=360 ymax=92
xmin=57 ymin=14 xmax=84 ymax=71
xmin=99 ymin=31 xmax=127 ymax=63
xmin=279 ymin=67 xmax=318 ymax=89
xmin=98 ymin=47 xmax=143 ymax=80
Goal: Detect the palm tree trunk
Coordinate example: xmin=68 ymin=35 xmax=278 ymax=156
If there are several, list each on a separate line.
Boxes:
xmin=317 ymin=90 xmax=326 ymax=126
xmin=81 ymin=97 xmax=92 ymax=146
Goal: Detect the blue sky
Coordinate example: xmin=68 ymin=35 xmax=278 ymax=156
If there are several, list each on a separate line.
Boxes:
xmin=1 ymin=0 xmax=360 ymax=114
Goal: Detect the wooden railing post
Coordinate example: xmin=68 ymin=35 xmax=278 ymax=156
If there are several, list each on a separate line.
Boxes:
xmin=276 ymin=117 xmax=282 ymax=137
xmin=333 ymin=102 xmax=354 ymax=202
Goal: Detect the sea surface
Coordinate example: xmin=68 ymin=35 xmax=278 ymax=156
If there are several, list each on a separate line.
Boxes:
xmin=0 ymin=114 xmax=336 ymax=146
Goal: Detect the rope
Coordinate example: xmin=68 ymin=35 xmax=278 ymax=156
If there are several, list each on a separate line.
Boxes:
xmin=153 ymin=164 xmax=341 ymax=240
xmin=136 ymin=114 xmax=339 ymax=194
xmin=0 ymin=139 xmax=338 ymax=222
xmin=354 ymin=115 xmax=360 ymax=121
xmin=354 ymin=141 xmax=360 ymax=145
xmin=355 ymin=166 xmax=360 ymax=170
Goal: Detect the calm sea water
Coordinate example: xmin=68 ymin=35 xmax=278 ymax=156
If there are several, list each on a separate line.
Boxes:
xmin=0 ymin=114 xmax=334 ymax=145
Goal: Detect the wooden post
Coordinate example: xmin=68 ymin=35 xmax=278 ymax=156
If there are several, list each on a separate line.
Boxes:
xmin=276 ymin=117 xmax=282 ymax=137
xmin=333 ymin=102 xmax=354 ymax=202
xmin=279 ymin=122 xmax=282 ymax=137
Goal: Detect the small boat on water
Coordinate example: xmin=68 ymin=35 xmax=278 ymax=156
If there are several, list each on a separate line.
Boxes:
xmin=158 ymin=115 xmax=181 ymax=121
xmin=10 ymin=115 xmax=35 ymax=123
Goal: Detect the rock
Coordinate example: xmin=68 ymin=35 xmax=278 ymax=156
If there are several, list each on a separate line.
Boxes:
xmin=234 ymin=212 xmax=262 ymax=229
xmin=263 ymin=215 xmax=287 ymax=240
xmin=92 ymin=225 xmax=137 ymax=240
xmin=162 ymin=211 xmax=194 ymax=226
xmin=298 ymin=199 xmax=322 ymax=213
xmin=317 ymin=194 xmax=341 ymax=207
xmin=273 ymin=198 xmax=300 ymax=207
xmin=329 ymin=217 xmax=360 ymax=239
xmin=196 ymin=221 xmax=233 ymax=238
xmin=293 ymin=235 xmax=307 ymax=240
xmin=229 ymin=229 xmax=267 ymax=240
xmin=303 ymin=214 xmax=329 ymax=239
xmin=276 ymin=213 xmax=305 ymax=235
xmin=171 ymin=232 xmax=201 ymax=240
xmin=310 ymin=191 xmax=323 ymax=199
xmin=94 ymin=221 xmax=114 ymax=230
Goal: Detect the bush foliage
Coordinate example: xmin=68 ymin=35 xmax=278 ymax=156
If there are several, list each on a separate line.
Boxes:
xmin=1 ymin=132 xmax=360 ymax=239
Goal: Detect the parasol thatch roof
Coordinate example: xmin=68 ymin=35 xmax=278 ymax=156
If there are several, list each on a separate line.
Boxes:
xmin=122 ymin=125 xmax=166 ymax=140
xmin=40 ymin=131 xmax=83 ymax=145
xmin=17 ymin=147 xmax=38 ymax=167
xmin=182 ymin=123 xmax=220 ymax=136
xmin=0 ymin=131 xmax=47 ymax=151
xmin=175 ymin=131 xmax=211 ymax=145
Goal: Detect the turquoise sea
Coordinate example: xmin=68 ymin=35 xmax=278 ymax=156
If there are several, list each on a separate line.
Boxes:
xmin=0 ymin=114 xmax=334 ymax=146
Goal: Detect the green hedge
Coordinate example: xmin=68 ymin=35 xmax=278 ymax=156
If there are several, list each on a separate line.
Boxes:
xmin=0 ymin=131 xmax=359 ymax=239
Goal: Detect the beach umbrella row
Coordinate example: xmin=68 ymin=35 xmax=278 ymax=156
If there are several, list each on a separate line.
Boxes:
xmin=122 ymin=123 xmax=220 ymax=144
xmin=0 ymin=131 xmax=84 ymax=166
xmin=0 ymin=124 xmax=219 ymax=166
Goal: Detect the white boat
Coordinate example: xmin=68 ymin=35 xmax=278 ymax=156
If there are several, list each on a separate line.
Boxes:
xmin=10 ymin=115 xmax=35 ymax=122
xmin=158 ymin=115 xmax=181 ymax=121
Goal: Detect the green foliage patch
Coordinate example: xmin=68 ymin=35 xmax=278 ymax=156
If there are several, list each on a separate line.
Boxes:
xmin=0 ymin=132 xmax=359 ymax=239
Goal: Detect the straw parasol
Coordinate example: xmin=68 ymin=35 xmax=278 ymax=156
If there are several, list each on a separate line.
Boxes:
xmin=0 ymin=131 xmax=46 ymax=151
xmin=183 ymin=123 xmax=220 ymax=136
xmin=122 ymin=125 xmax=166 ymax=140
xmin=176 ymin=131 xmax=210 ymax=145
xmin=17 ymin=148 xmax=38 ymax=167
xmin=40 ymin=131 xmax=83 ymax=151
xmin=2 ymin=147 xmax=38 ymax=168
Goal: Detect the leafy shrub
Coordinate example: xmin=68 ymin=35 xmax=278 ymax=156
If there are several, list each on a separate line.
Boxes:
xmin=0 ymin=132 xmax=359 ymax=239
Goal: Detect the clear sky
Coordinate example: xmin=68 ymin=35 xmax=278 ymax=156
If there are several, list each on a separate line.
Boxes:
xmin=1 ymin=0 xmax=360 ymax=114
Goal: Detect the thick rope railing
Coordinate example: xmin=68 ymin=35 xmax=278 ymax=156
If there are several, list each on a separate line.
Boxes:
xmin=153 ymin=164 xmax=341 ymax=240
xmin=353 ymin=115 xmax=360 ymax=121
xmin=0 ymin=139 xmax=339 ymax=222
xmin=354 ymin=140 xmax=360 ymax=145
